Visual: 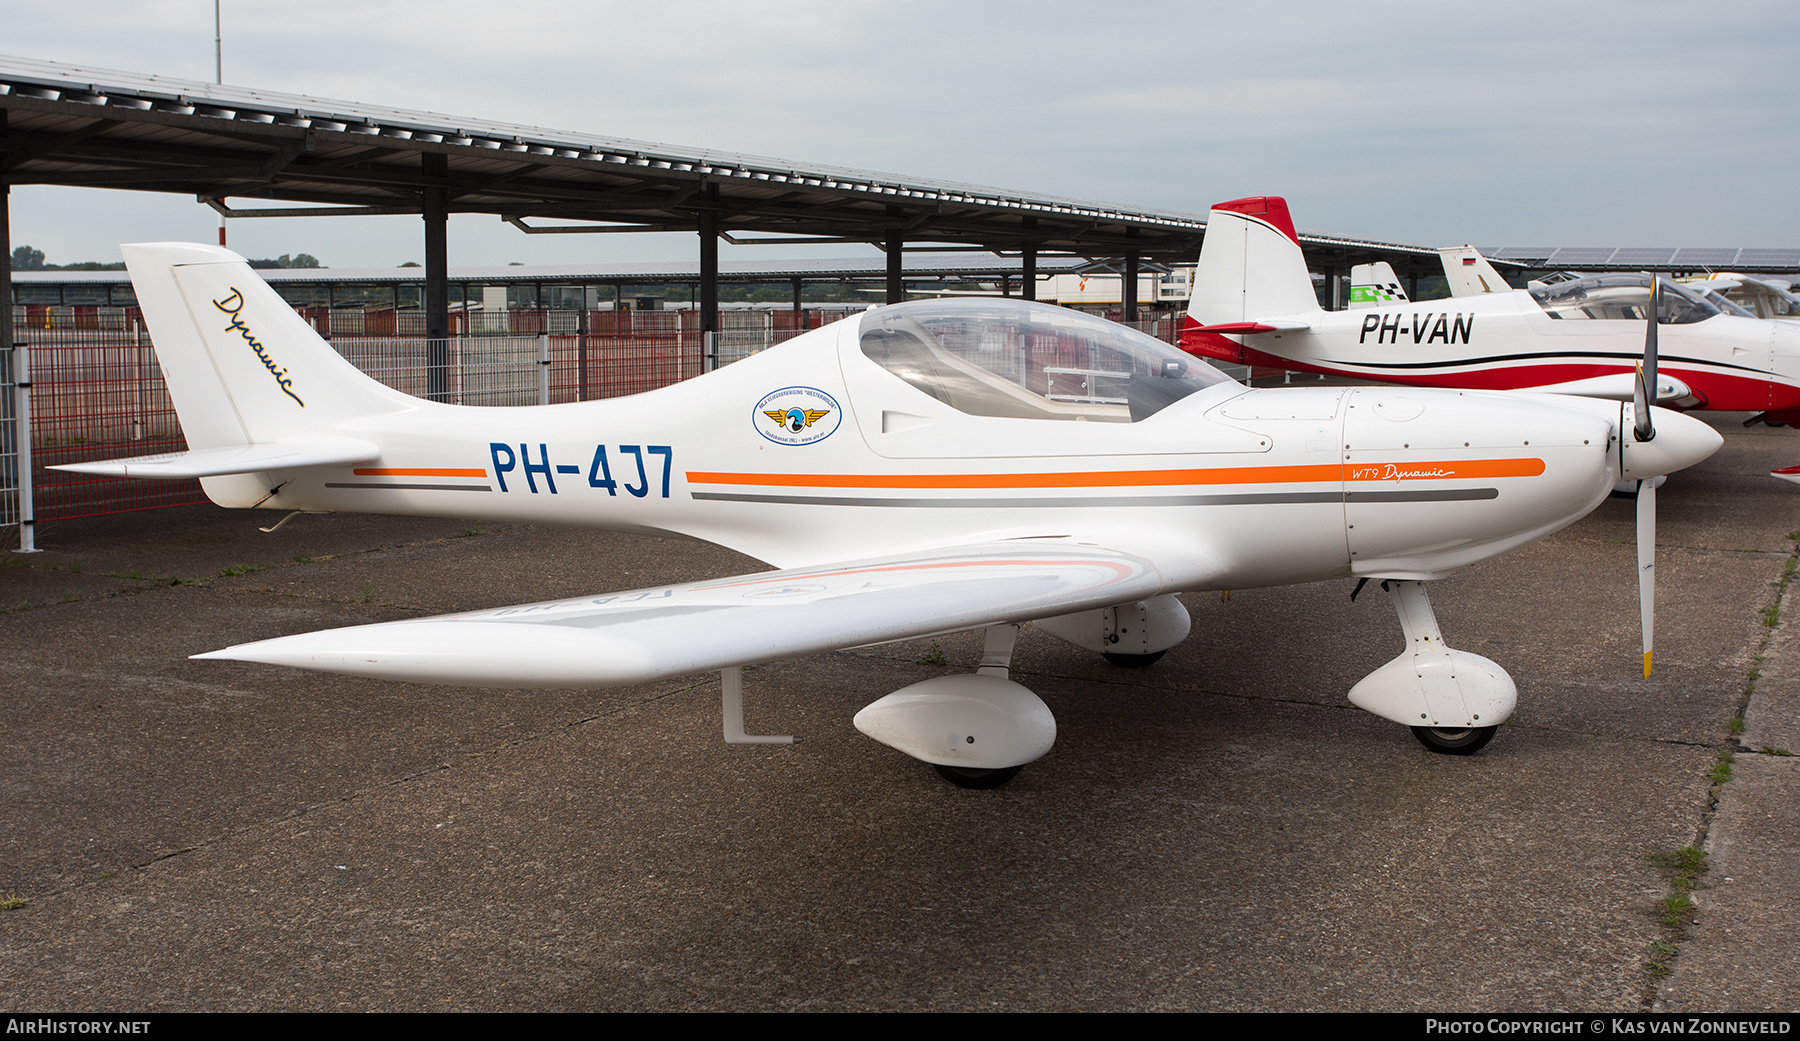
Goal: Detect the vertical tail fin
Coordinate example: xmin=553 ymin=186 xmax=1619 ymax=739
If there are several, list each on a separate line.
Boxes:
xmin=1189 ymin=196 xmax=1322 ymax=327
xmin=122 ymin=243 xmax=411 ymax=451
xmin=1349 ymin=261 xmax=1408 ymax=310
xmin=1437 ymin=245 xmax=1513 ymax=297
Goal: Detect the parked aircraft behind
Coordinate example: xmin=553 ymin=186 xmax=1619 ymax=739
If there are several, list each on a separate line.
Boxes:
xmin=1349 ymin=261 xmax=1409 ymax=309
xmin=59 ymin=243 xmax=1719 ymax=786
xmin=1351 ymin=248 xmax=1513 ymax=311
xmin=1680 ymin=273 xmax=1800 ymax=322
xmin=1183 ymin=197 xmax=1800 ymax=478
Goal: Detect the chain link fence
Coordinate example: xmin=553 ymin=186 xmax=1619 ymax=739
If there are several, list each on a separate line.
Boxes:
xmin=6 ymin=304 xmax=1219 ymax=535
xmin=1 ymin=344 xmax=17 ymax=532
xmin=7 ymin=306 xmax=863 ymax=529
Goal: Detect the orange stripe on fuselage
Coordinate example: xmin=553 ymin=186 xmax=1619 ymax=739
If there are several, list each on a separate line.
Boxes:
xmin=353 ymin=467 xmax=488 ymax=478
xmin=1346 ymin=457 xmax=1544 ymax=482
xmin=688 ymin=457 xmax=1543 ymax=490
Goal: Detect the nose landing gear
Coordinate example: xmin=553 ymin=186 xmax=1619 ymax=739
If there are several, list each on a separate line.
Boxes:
xmin=1350 ymin=579 xmax=1516 ymax=755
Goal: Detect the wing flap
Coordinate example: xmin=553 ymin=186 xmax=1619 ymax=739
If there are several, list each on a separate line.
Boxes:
xmin=194 ymin=540 xmax=1209 ymax=688
xmin=49 ymin=436 xmax=380 ymax=479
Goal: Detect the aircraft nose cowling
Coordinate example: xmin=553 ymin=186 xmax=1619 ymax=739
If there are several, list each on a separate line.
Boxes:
xmin=1343 ymin=389 xmax=1616 ymax=578
xmin=1620 ymin=407 xmax=1724 ymax=481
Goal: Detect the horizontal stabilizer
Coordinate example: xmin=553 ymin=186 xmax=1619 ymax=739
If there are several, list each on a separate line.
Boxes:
xmin=1189 ymin=319 xmax=1312 ymax=334
xmin=1530 ymin=374 xmax=1691 ymax=403
xmin=51 ymin=436 xmax=379 ymax=479
xmin=194 ymin=539 xmax=1209 ymax=688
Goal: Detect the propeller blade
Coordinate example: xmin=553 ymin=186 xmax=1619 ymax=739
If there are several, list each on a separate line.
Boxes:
xmin=1637 ymin=477 xmax=1656 ymax=677
xmin=1632 ymin=274 xmax=1662 ymax=676
xmin=1634 ymin=273 xmax=1661 ymax=443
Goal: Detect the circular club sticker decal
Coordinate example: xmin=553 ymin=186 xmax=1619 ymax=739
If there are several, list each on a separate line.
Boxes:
xmin=754 ymin=386 xmax=842 ymax=446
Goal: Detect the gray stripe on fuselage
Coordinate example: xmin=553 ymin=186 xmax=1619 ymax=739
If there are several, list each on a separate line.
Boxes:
xmin=690 ymin=488 xmax=1498 ymax=508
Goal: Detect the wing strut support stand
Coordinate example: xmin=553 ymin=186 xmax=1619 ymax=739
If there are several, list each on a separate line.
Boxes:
xmin=720 ymin=666 xmax=799 ymax=745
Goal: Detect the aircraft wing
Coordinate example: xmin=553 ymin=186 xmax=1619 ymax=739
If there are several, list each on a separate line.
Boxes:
xmin=195 ymin=539 xmax=1210 ymax=688
xmin=50 ymin=436 xmax=379 ymax=479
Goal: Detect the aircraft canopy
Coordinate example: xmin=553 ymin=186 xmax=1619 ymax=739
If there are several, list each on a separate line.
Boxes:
xmin=1530 ymin=274 xmax=1723 ymax=324
xmin=858 ymin=299 xmax=1230 ymax=424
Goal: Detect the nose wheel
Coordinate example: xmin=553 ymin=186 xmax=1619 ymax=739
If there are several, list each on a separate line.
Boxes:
xmin=1410 ymin=725 xmax=1497 ymax=755
xmin=934 ymin=764 xmax=1025 ymax=789
xmin=1101 ymin=650 xmax=1166 ymax=668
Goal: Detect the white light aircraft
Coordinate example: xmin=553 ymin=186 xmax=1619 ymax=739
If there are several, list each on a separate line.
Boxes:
xmin=1183 ymin=198 xmax=1800 ymax=431
xmin=60 ymin=243 xmax=1719 ymax=787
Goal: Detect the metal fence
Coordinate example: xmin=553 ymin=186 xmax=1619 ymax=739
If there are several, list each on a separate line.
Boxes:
xmin=6 ymin=306 xmax=868 ymax=531
xmin=7 ymin=305 xmax=1202 ymax=537
xmin=1 ymin=344 xmax=18 ymax=532
xmin=19 ymin=319 xmax=206 ymax=526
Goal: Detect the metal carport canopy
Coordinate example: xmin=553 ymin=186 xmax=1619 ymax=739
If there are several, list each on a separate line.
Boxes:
xmin=0 ymin=54 xmax=1433 ymax=266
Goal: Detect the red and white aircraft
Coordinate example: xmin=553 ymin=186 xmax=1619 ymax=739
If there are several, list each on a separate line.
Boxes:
xmin=1181 ymin=197 xmax=1800 ymax=430
xmin=59 ymin=243 xmax=1718 ymax=786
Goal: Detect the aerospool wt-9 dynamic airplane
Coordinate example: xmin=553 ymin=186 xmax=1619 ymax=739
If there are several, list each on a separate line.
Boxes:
xmin=61 ymin=242 xmax=1720 ymax=788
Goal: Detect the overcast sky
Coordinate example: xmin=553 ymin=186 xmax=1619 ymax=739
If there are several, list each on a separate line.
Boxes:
xmin=5 ymin=0 xmax=1798 ymax=269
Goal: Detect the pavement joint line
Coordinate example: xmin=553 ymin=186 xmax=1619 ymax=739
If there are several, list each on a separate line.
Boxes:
xmin=1640 ymin=531 xmax=1800 ymax=1009
xmin=17 ymin=673 xmax=702 ymax=906
xmin=1 ymin=524 xmax=519 ymax=594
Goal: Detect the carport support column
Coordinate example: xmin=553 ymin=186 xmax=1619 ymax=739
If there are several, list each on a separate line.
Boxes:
xmin=422 ymin=152 xmax=449 ymax=403
xmin=885 ymin=229 xmax=904 ymax=305
xmin=1123 ymin=249 xmax=1140 ymax=323
xmin=699 ymin=183 xmax=719 ymax=370
xmin=1022 ymin=217 xmax=1038 ymax=302
xmin=3 ymin=165 xmax=35 ymax=553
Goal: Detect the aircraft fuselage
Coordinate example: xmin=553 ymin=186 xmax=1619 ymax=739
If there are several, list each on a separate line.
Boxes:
xmin=202 ymin=315 xmax=1625 ymax=591
xmin=1184 ymin=290 xmax=1800 ymax=413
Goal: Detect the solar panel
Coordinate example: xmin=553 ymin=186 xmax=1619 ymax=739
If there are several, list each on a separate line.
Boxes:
xmin=1734 ymin=249 xmax=1800 ymax=268
xmin=1669 ymin=249 xmax=1739 ymax=266
xmin=1609 ymin=248 xmax=1678 ymax=266
xmin=1545 ymin=248 xmax=1619 ymax=265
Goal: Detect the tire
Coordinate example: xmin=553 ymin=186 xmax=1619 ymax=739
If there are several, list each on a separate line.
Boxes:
xmin=1410 ymin=725 xmax=1498 ymax=756
xmin=933 ymin=764 xmax=1025 ymax=789
xmin=1101 ymin=650 xmax=1166 ymax=668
